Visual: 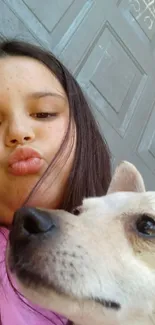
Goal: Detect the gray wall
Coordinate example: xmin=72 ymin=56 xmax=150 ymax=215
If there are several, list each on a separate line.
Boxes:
xmin=1 ymin=0 xmax=155 ymax=189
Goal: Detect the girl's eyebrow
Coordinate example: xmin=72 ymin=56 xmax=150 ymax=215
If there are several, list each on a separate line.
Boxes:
xmin=28 ymin=91 xmax=65 ymax=100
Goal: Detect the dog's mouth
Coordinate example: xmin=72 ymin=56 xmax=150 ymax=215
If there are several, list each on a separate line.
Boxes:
xmin=94 ymin=298 xmax=120 ymax=310
xmin=10 ymin=261 xmax=121 ymax=312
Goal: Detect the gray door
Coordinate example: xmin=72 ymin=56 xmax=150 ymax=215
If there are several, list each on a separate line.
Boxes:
xmin=1 ymin=0 xmax=155 ymax=190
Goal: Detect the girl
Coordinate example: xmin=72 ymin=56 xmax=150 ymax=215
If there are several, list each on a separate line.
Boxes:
xmin=0 ymin=40 xmax=111 ymax=324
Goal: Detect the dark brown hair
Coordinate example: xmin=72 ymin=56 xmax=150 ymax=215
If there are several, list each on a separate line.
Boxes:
xmin=0 ymin=39 xmax=111 ymax=212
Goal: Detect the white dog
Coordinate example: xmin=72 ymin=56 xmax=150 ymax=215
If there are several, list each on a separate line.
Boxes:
xmin=8 ymin=161 xmax=155 ymax=325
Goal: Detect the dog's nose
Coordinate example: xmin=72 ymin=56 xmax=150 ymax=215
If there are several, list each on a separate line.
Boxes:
xmin=13 ymin=207 xmax=56 ymax=235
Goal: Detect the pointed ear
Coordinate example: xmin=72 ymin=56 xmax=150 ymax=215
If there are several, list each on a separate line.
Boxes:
xmin=108 ymin=161 xmax=145 ymax=194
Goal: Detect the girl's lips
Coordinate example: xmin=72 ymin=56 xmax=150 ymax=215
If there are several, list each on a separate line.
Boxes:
xmin=8 ymin=147 xmax=43 ymax=176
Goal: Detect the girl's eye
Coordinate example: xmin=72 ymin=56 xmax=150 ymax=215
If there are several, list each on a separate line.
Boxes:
xmin=32 ymin=112 xmax=57 ymax=119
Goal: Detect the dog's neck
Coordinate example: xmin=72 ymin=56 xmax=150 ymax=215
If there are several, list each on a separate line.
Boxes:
xmin=72 ymin=305 xmax=155 ymax=325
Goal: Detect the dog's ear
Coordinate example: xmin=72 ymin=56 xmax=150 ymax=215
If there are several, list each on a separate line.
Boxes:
xmin=108 ymin=161 xmax=145 ymax=194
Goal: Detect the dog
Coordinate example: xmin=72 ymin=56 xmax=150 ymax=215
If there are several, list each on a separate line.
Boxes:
xmin=7 ymin=161 xmax=155 ymax=325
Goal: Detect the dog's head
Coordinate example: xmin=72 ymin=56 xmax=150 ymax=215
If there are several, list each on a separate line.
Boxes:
xmin=7 ymin=162 xmax=155 ymax=325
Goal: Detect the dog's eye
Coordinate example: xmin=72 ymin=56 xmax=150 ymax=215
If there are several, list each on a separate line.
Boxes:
xmin=136 ymin=214 xmax=155 ymax=236
xmin=72 ymin=207 xmax=82 ymax=216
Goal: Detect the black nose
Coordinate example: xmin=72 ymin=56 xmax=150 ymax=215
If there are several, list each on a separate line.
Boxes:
xmin=13 ymin=207 xmax=56 ymax=235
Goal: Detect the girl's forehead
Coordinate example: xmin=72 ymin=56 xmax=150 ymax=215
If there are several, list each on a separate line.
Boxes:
xmin=0 ymin=56 xmax=66 ymax=97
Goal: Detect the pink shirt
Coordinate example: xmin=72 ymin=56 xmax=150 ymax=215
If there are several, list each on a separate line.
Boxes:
xmin=0 ymin=227 xmax=68 ymax=325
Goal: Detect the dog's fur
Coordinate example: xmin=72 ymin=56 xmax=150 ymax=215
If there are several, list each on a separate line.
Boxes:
xmin=8 ymin=161 xmax=155 ymax=325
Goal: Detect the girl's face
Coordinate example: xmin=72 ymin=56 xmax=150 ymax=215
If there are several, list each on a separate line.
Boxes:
xmin=0 ymin=56 xmax=75 ymax=225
